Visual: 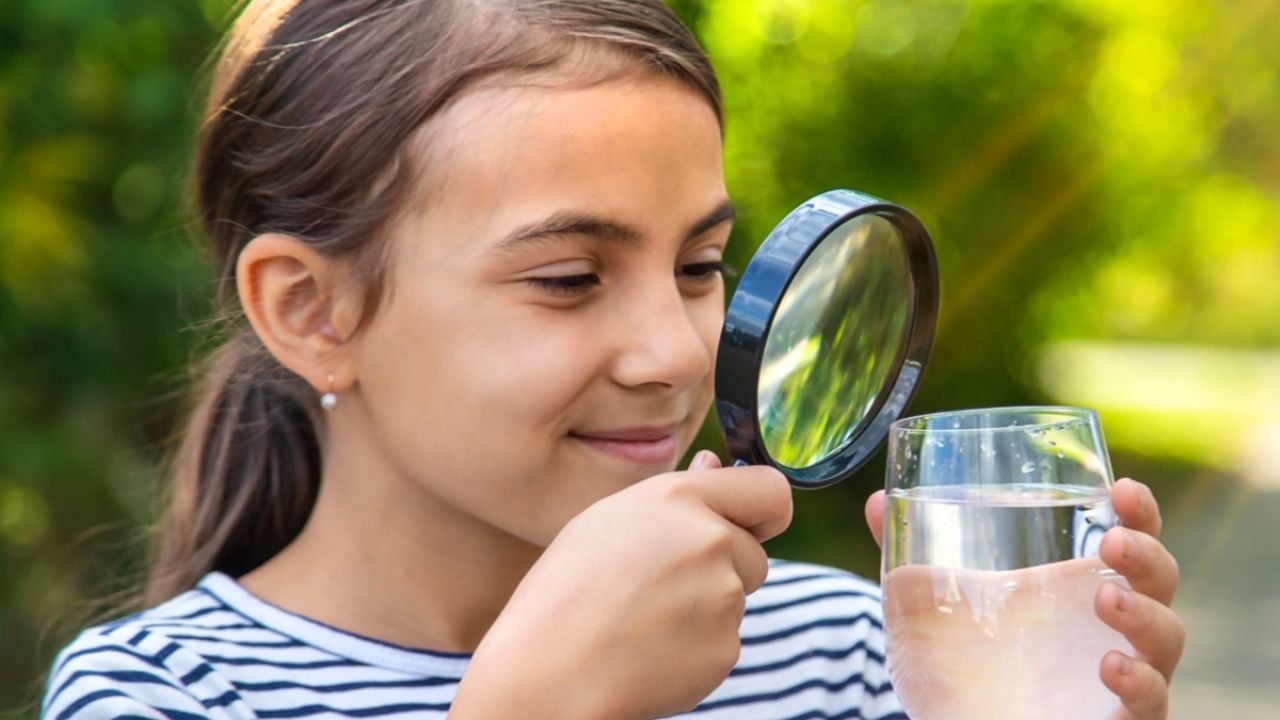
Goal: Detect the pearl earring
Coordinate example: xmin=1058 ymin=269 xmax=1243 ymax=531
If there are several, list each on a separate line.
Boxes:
xmin=320 ymin=373 xmax=338 ymax=411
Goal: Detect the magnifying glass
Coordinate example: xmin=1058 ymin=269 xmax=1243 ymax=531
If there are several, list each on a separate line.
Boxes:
xmin=715 ymin=190 xmax=940 ymax=488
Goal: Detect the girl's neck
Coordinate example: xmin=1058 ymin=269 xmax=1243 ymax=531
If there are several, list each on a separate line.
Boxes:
xmin=238 ymin=432 xmax=542 ymax=653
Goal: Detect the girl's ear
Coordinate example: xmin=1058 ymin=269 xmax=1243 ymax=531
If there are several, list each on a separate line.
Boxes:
xmin=235 ymin=233 xmax=362 ymax=393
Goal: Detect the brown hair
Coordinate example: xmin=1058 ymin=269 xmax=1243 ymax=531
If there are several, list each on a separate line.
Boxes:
xmin=145 ymin=0 xmax=722 ymax=604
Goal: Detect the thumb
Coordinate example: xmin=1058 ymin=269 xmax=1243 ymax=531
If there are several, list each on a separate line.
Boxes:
xmin=688 ymin=449 xmax=723 ymax=471
xmin=864 ymin=490 xmax=886 ymax=549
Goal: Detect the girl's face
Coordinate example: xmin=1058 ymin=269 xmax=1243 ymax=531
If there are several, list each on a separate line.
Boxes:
xmin=343 ymin=72 xmax=730 ymax=547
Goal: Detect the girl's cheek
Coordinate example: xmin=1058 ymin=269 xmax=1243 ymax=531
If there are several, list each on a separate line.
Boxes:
xmin=693 ymin=292 xmax=726 ymax=356
xmin=499 ymin=316 xmax=610 ymax=392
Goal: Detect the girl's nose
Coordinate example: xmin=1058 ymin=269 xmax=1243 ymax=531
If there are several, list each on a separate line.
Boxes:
xmin=610 ymin=285 xmax=714 ymax=394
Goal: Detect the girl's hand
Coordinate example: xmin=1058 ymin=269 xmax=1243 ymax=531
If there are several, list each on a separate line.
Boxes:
xmin=1094 ymin=478 xmax=1185 ymax=720
xmin=454 ymin=451 xmax=792 ymax=720
xmin=863 ymin=477 xmax=1185 ymax=720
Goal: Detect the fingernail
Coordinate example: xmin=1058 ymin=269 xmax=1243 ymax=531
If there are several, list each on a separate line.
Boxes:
xmin=1113 ymin=585 xmax=1129 ymax=612
xmin=690 ymin=450 xmax=713 ymax=470
xmin=1122 ymin=531 xmax=1136 ymax=560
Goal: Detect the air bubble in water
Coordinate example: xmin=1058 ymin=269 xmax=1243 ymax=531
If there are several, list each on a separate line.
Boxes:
xmin=1020 ymin=461 xmax=1035 ymax=474
xmin=1057 ymin=451 xmax=1065 ymax=459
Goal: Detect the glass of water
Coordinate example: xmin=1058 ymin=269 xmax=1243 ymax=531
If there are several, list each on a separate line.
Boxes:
xmin=881 ymin=407 xmax=1133 ymax=720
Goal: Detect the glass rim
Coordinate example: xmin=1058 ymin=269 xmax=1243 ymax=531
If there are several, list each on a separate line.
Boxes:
xmin=890 ymin=405 xmax=1099 ymax=435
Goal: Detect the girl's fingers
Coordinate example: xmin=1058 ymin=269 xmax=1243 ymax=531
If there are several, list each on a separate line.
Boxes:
xmin=728 ymin=521 xmax=771 ymax=594
xmin=1112 ymin=478 xmax=1163 ymax=539
xmin=1096 ymin=582 xmax=1186 ymax=681
xmin=864 ymin=490 xmax=886 ymax=549
xmin=1100 ymin=526 xmax=1180 ymax=607
xmin=685 ymin=464 xmax=793 ymax=542
xmin=1101 ymin=651 xmax=1169 ymax=720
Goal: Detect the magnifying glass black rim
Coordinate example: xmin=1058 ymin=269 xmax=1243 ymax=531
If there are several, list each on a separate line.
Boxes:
xmin=714 ymin=189 xmax=940 ymax=489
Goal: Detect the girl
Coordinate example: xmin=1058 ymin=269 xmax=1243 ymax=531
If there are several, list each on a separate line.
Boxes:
xmin=42 ymin=1 xmax=1184 ymax=718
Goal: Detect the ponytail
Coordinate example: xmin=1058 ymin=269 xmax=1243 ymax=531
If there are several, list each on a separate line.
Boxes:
xmin=145 ymin=329 xmax=322 ymax=604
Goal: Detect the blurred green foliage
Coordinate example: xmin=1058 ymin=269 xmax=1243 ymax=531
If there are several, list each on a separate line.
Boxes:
xmin=3 ymin=0 xmax=1278 ymax=715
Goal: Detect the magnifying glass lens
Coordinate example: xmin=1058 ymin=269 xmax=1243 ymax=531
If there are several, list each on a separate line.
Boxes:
xmin=758 ymin=214 xmax=913 ymax=470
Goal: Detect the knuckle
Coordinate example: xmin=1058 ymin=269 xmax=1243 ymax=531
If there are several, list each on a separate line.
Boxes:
xmin=698 ymin=522 xmax=736 ymax=556
xmin=659 ymin=473 xmax=697 ymax=501
xmin=718 ymin=580 xmax=748 ymax=617
xmin=713 ymin=565 xmax=745 ymax=596
xmin=709 ymin=638 xmax=742 ymax=678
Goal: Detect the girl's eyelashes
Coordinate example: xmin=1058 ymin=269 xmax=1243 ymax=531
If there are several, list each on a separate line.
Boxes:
xmin=678 ymin=260 xmax=735 ymax=281
xmin=527 ymin=273 xmax=601 ymax=295
xmin=524 ymin=260 xmax=733 ymax=297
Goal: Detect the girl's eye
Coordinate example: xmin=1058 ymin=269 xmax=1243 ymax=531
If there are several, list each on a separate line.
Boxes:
xmin=525 ymin=261 xmax=732 ymax=296
xmin=527 ymin=273 xmax=601 ymax=295
xmin=678 ymin=260 xmax=733 ymax=280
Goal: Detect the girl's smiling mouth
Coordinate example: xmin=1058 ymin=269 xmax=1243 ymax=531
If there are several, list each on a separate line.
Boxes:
xmin=569 ymin=423 xmax=682 ymax=465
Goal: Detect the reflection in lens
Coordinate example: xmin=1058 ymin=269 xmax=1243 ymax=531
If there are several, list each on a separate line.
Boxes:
xmin=758 ymin=214 xmax=912 ymax=470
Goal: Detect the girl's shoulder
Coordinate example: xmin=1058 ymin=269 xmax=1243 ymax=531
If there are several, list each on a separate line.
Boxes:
xmin=41 ymin=577 xmax=288 ymax=720
xmin=42 ymin=574 xmax=470 ymax=720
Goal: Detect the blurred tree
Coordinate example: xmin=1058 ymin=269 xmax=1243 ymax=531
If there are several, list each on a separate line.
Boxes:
xmin=1 ymin=0 xmax=229 ymax=711
xmin=686 ymin=0 xmax=1280 ymax=573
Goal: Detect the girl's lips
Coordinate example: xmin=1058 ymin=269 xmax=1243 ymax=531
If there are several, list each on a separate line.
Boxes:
xmin=570 ymin=428 xmax=679 ymax=465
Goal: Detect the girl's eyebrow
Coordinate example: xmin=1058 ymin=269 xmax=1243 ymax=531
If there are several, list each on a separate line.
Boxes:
xmin=688 ymin=199 xmax=737 ymax=239
xmin=490 ymin=198 xmax=736 ymax=255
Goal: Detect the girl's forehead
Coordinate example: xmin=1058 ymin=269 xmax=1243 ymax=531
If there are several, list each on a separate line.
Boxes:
xmin=394 ymin=73 xmax=726 ymax=256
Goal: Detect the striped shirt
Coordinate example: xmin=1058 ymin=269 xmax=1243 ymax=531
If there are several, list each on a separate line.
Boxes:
xmin=42 ymin=560 xmax=905 ymax=719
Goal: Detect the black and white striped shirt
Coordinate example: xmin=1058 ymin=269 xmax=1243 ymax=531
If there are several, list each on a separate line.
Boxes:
xmin=43 ymin=560 xmax=905 ymax=719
